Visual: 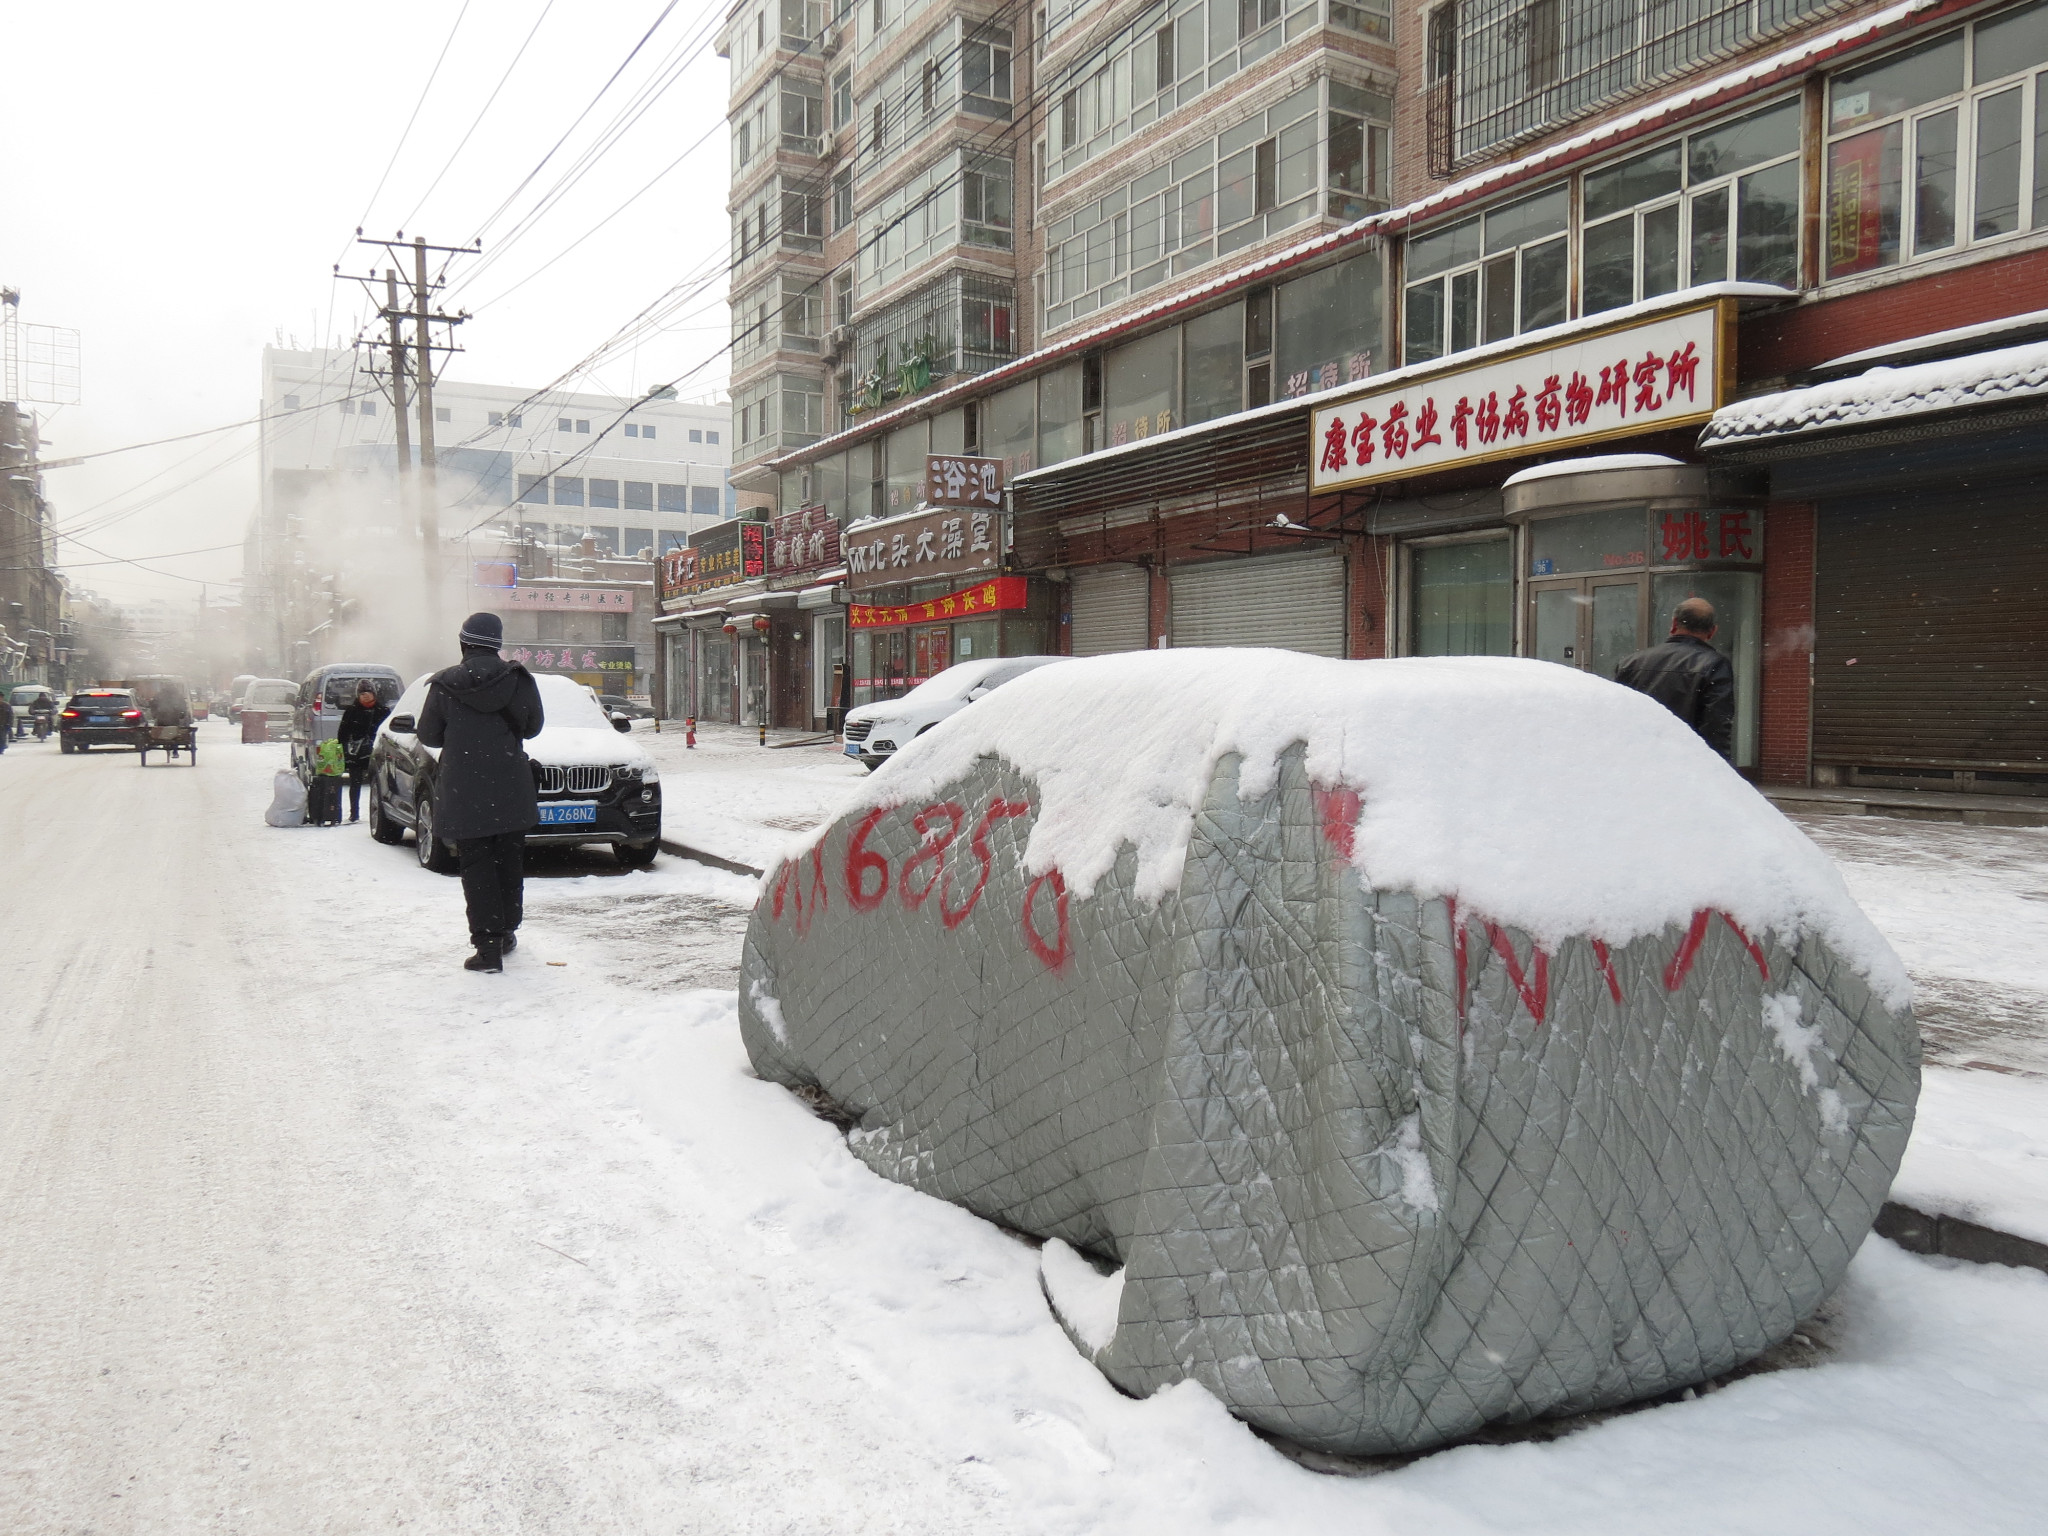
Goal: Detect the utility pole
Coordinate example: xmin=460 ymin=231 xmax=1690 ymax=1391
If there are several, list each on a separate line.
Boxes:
xmin=384 ymin=269 xmax=412 ymax=531
xmin=413 ymin=238 xmax=440 ymax=569
xmin=342 ymin=231 xmax=476 ymax=637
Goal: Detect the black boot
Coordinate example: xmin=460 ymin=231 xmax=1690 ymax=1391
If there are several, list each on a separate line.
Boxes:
xmin=500 ymin=931 xmax=517 ymax=955
xmin=463 ymin=938 xmax=503 ymax=973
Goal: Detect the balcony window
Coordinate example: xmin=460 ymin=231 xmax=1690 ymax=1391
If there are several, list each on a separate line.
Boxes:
xmin=1402 ymin=184 xmax=1566 ymax=365
xmin=1826 ymin=9 xmax=2048 ymax=278
xmin=1581 ymin=97 xmax=1801 ymax=315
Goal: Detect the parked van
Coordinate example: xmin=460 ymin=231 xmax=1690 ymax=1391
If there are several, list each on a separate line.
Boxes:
xmin=290 ymin=663 xmax=404 ymax=779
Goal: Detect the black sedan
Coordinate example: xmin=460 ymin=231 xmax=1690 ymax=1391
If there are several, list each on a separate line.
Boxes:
xmin=366 ymin=672 xmax=663 ymax=871
xmin=59 ymin=690 xmax=147 ymax=753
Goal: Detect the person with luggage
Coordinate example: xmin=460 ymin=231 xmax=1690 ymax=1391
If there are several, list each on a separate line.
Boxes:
xmin=337 ymin=683 xmax=390 ymax=823
xmin=309 ymin=735 xmax=348 ymax=825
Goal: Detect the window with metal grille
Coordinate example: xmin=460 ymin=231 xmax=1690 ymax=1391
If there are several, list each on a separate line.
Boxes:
xmin=1432 ymin=0 xmax=1840 ymax=169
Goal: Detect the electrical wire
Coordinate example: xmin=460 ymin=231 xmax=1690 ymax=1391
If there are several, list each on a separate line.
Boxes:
xmin=345 ymin=0 xmax=478 ymax=255
xmin=395 ymin=0 xmax=562 ymax=235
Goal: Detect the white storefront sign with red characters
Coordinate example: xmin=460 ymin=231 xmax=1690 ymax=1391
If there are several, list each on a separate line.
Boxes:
xmin=1309 ymin=303 xmax=1729 ymax=492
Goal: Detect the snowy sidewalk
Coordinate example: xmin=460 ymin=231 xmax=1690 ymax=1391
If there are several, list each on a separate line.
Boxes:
xmin=5 ymin=725 xmax=2046 ymax=1531
xmin=634 ymin=733 xmax=2048 ymax=1270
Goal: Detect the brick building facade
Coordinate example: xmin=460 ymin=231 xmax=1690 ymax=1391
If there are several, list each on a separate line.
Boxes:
xmin=710 ymin=0 xmax=2048 ymax=783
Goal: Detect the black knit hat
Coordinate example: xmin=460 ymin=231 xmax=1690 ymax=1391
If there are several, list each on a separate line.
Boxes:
xmin=458 ymin=611 xmax=504 ymax=650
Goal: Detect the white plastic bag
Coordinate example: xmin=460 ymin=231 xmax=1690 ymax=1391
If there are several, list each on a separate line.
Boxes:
xmin=265 ymin=768 xmax=307 ymax=827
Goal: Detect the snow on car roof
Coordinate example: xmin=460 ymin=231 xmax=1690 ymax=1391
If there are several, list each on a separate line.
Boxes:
xmin=796 ymin=649 xmax=1908 ymax=1005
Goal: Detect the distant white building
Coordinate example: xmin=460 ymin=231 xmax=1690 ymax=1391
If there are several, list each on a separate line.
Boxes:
xmin=258 ymin=346 xmax=733 ymax=556
xmin=250 ymin=347 xmax=734 ymax=673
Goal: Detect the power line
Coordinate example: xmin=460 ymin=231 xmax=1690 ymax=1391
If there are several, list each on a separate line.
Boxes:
xmin=347 ymin=0 xmax=478 ymax=251
xmin=396 ymin=0 xmax=562 ymax=235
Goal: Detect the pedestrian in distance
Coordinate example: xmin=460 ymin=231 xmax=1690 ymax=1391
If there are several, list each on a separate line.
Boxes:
xmin=0 ymin=693 xmax=11 ymax=754
xmin=417 ymin=611 xmax=544 ymax=973
xmin=310 ymin=736 xmax=348 ymax=825
xmin=1615 ymin=596 xmax=1736 ymax=762
xmin=337 ymin=683 xmax=390 ymax=823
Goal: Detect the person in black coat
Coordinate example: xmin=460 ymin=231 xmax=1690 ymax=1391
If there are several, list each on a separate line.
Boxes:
xmin=336 ymin=683 xmax=391 ymax=823
xmin=417 ymin=612 xmax=546 ymax=972
xmin=1615 ymin=596 xmax=1736 ymax=762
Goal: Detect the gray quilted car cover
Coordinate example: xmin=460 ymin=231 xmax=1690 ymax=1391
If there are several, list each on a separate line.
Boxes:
xmin=739 ymin=654 xmax=1918 ymax=1454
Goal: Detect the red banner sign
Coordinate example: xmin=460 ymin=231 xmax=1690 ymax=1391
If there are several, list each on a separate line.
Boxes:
xmin=850 ymin=576 xmax=1028 ymax=630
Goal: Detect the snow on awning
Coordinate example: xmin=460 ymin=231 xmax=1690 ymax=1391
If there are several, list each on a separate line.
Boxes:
xmin=1698 ymin=338 xmax=2048 ymax=449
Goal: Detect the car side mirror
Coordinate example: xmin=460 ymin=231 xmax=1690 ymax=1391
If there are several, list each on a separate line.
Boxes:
xmin=611 ymin=713 xmax=633 ymax=734
xmin=966 ymin=685 xmax=991 ymax=700
xmin=389 ymin=714 xmax=416 ymax=734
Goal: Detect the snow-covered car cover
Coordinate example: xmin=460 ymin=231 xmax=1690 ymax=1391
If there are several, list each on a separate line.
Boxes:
xmin=738 ymin=651 xmax=1919 ymax=1455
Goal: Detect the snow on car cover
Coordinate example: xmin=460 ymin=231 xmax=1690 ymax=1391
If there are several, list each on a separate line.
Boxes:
xmin=738 ymin=650 xmax=1919 ymax=1455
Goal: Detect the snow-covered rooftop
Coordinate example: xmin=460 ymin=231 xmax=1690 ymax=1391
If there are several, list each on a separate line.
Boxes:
xmin=1817 ymin=305 xmax=2048 ymax=373
xmin=1699 ymin=338 xmax=2048 ymax=448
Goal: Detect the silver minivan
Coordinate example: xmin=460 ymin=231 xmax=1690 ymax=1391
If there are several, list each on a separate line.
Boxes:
xmin=290 ymin=663 xmax=404 ymax=778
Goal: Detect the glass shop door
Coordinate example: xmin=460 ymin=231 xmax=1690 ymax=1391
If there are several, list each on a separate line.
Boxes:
xmin=1529 ymin=575 xmax=1647 ymax=678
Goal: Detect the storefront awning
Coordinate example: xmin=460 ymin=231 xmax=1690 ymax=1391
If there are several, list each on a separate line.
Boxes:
xmin=1699 ymin=337 xmax=2048 ymax=451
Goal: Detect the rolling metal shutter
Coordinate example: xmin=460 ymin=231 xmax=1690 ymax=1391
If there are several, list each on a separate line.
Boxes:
xmin=1814 ymin=487 xmax=2048 ymax=779
xmin=1069 ymin=564 xmax=1152 ymax=656
xmin=1168 ymin=548 xmax=1346 ymax=656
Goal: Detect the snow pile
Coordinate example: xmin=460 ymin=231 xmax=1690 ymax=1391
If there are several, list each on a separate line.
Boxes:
xmin=1700 ymin=336 xmax=2048 ymax=446
xmin=1039 ymin=1240 xmax=1125 ymax=1353
xmin=809 ymin=649 xmax=1908 ymax=1004
xmin=1893 ymin=1067 xmax=2048 ymax=1248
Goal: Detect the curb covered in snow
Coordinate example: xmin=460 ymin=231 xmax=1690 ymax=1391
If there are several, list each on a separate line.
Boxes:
xmin=1877 ymin=1202 xmax=2048 ymax=1276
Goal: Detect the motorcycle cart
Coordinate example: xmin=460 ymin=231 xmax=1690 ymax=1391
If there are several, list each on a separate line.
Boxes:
xmin=138 ymin=718 xmax=198 ymax=765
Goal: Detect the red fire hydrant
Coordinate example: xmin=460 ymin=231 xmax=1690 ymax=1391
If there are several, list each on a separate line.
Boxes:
xmin=686 ymin=716 xmax=696 ymax=749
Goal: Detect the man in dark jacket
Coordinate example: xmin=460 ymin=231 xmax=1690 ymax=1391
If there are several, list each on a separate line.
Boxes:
xmin=1615 ymin=596 xmax=1736 ymax=761
xmin=418 ymin=612 xmax=546 ymax=972
xmin=337 ymin=683 xmax=391 ymax=823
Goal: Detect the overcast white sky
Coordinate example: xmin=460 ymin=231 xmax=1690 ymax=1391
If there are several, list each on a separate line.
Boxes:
xmin=1 ymin=0 xmax=733 ymax=610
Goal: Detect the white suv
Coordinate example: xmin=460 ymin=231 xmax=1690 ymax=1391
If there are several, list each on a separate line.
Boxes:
xmin=841 ymin=656 xmax=1067 ymax=772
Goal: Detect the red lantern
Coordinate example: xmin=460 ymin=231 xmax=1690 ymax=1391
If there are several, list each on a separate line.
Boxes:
xmin=752 ymin=614 xmax=771 ymax=633
xmin=721 ymin=620 xmax=739 ymax=635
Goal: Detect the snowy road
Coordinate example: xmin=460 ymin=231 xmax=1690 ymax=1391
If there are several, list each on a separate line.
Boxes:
xmin=3 ymin=725 xmax=2046 ymax=1534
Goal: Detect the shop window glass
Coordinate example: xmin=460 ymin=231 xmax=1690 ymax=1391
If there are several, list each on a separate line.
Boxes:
xmin=1651 ymin=570 xmax=1761 ymax=768
xmin=884 ymin=425 xmax=926 ymax=514
xmin=1528 ymin=508 xmax=1647 ymax=576
xmin=930 ymin=407 xmax=966 ymax=456
xmin=1736 ymin=158 xmax=1802 ymax=283
xmin=1183 ymin=301 xmax=1245 ymax=426
xmin=1106 ymin=329 xmax=1179 ymax=445
xmin=1830 ymin=31 xmax=1964 ymax=130
xmin=1975 ymin=86 xmax=2025 ymax=237
xmin=1410 ymin=540 xmax=1511 ymax=656
xmin=1275 ymin=253 xmax=1382 ymax=397
xmin=1038 ymin=362 xmax=1085 ymax=466
xmin=984 ymin=378 xmax=1036 ymax=478
xmin=952 ymin=617 xmax=998 ymax=660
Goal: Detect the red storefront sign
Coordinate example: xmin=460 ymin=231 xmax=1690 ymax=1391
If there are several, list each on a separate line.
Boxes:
xmin=769 ymin=505 xmax=842 ymax=578
xmin=849 ymin=576 xmax=1029 ymax=629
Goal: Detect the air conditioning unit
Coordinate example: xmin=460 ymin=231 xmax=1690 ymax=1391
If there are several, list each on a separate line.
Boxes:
xmin=825 ymin=325 xmax=853 ymax=356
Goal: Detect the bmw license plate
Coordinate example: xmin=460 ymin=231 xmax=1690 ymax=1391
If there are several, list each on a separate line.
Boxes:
xmin=538 ymin=801 xmax=598 ymax=826
xmin=89 ymin=715 xmax=111 ymax=724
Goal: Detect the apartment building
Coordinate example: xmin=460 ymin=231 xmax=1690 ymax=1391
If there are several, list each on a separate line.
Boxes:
xmin=719 ymin=0 xmax=2048 ymax=797
xmin=250 ymin=346 xmax=733 ymax=676
xmin=693 ymin=0 xmax=1400 ymax=726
